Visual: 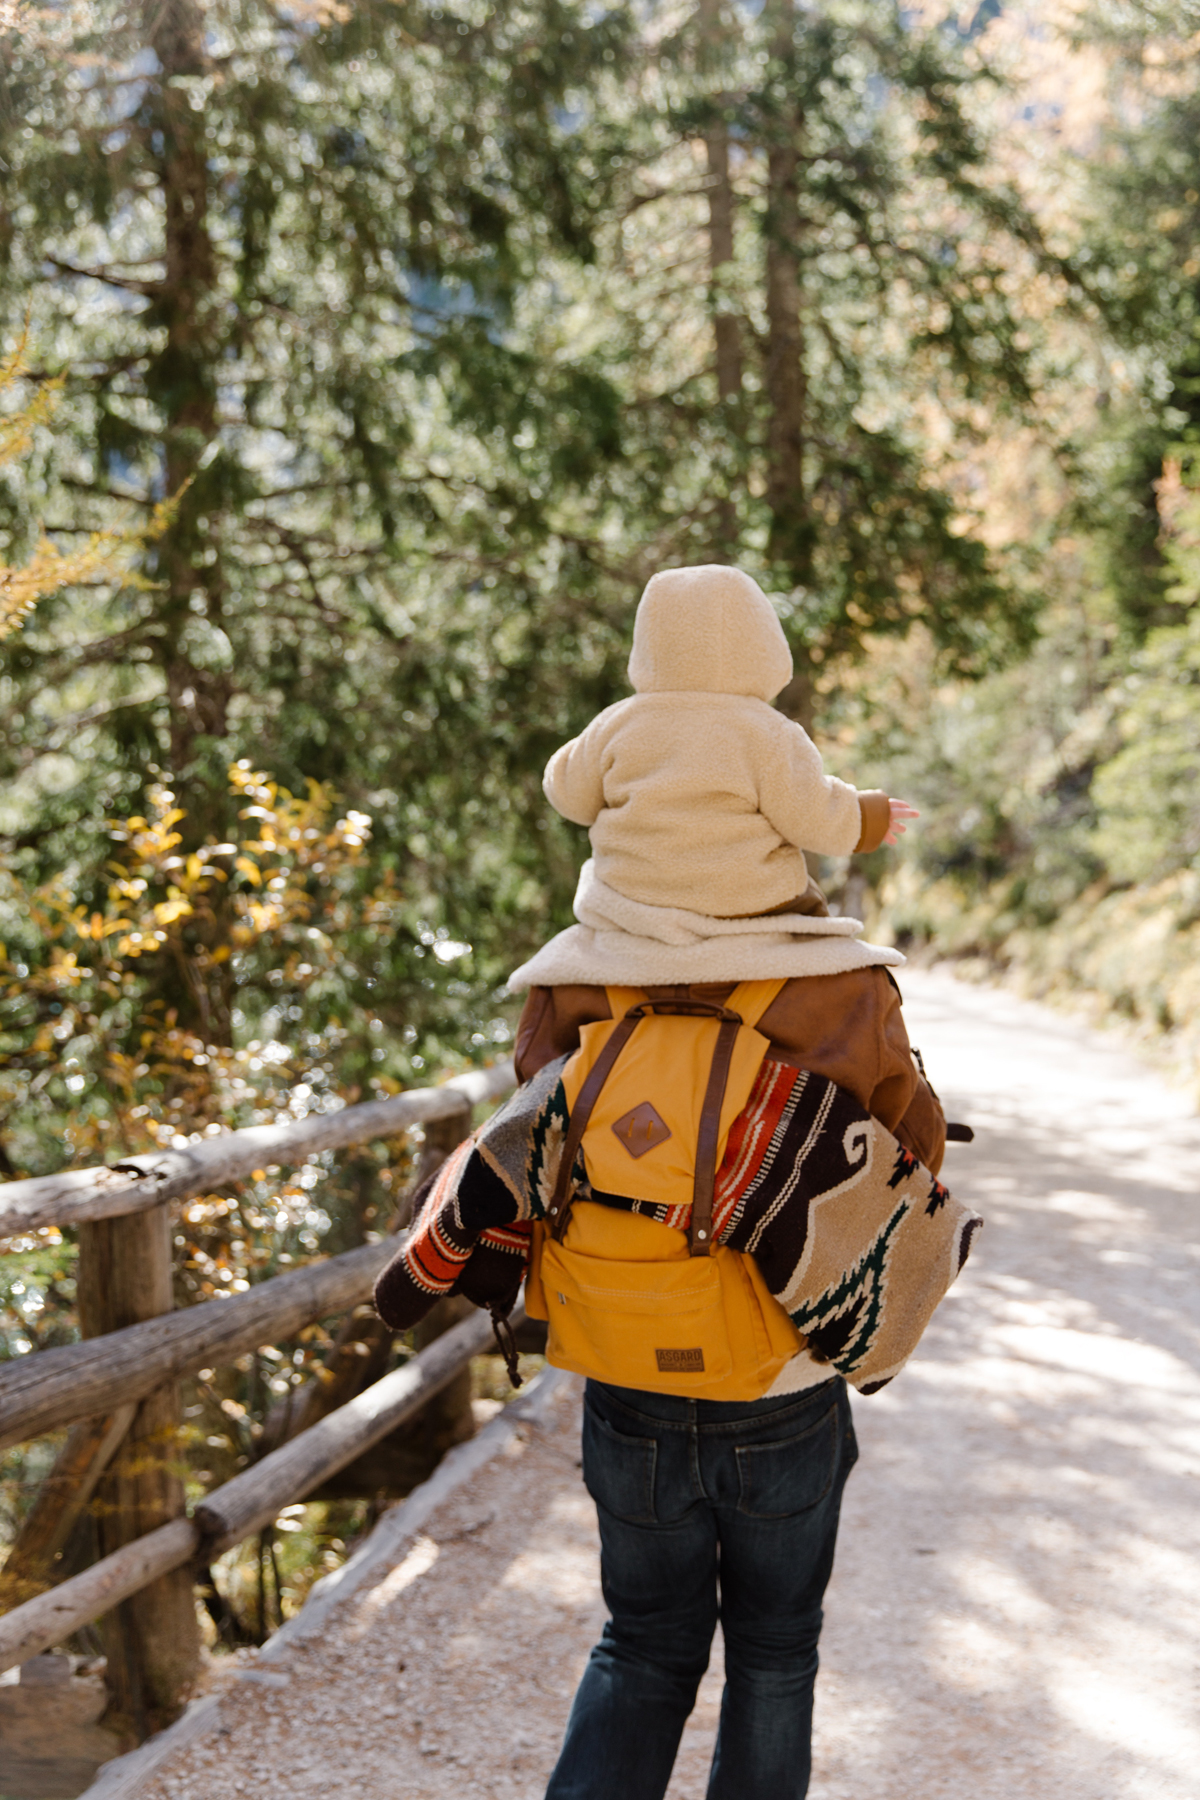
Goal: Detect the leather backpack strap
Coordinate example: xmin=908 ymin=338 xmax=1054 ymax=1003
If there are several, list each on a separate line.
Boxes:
xmin=547 ymin=995 xmax=747 ymax=1253
xmin=688 ymin=1016 xmax=741 ymax=1257
xmin=547 ymin=1012 xmax=642 ymax=1241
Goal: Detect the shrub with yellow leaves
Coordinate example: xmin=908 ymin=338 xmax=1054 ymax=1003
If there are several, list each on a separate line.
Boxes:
xmin=2 ymin=763 xmax=389 ymax=1175
xmin=0 ymin=763 xmax=426 ymax=1603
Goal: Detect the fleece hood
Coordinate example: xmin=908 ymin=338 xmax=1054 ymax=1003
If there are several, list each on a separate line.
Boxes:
xmin=627 ymin=565 xmax=794 ymax=702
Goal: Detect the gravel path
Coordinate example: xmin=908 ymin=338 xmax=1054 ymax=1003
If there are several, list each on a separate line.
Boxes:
xmin=134 ymin=970 xmax=1200 ymax=1800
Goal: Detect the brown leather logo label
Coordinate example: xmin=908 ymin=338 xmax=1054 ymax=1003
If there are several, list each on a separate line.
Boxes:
xmin=612 ymin=1101 xmax=672 ymax=1159
xmin=655 ymin=1348 xmax=704 ymax=1372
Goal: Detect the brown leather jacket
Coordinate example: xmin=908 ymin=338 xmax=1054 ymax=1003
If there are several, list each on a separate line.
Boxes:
xmin=513 ymin=966 xmax=946 ymax=1175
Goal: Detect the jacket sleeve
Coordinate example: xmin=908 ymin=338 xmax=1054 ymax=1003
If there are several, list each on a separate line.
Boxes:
xmin=755 ymin=716 xmax=870 ymax=857
xmin=870 ymin=978 xmax=947 ymax=1174
xmin=514 ymin=984 xmax=614 ymax=1082
xmin=854 ymin=790 xmax=891 ymax=854
xmin=543 ymin=722 xmax=606 ymax=827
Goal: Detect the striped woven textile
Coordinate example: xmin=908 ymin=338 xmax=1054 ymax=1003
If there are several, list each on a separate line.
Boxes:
xmin=374 ymin=1055 xmax=981 ymax=1393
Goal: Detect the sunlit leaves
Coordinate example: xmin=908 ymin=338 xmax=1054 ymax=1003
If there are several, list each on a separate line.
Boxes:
xmin=0 ymin=330 xmax=179 ymax=639
xmin=0 ymin=764 xmax=392 ymax=1177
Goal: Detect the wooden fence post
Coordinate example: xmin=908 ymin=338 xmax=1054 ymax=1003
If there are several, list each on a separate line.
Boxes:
xmin=76 ymin=1205 xmax=201 ymax=1744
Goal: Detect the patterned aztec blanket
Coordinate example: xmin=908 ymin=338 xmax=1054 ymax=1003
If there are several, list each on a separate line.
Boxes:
xmin=374 ymin=1056 xmax=982 ymax=1394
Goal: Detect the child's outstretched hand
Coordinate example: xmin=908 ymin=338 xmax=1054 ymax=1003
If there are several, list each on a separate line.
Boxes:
xmin=884 ymin=799 xmax=920 ymax=846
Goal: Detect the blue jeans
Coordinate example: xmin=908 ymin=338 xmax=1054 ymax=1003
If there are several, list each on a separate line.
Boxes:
xmin=544 ymin=1376 xmax=857 ymax=1800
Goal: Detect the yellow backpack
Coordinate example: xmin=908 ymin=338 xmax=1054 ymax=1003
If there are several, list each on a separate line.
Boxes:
xmin=524 ymin=981 xmax=807 ymax=1399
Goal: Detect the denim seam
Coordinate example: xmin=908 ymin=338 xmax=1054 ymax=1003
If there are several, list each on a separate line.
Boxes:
xmin=687 ymin=1400 xmax=706 ymax=1500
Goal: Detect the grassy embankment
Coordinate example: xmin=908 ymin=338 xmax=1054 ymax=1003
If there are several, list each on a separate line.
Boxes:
xmin=875 ymin=867 xmax=1200 ymax=1102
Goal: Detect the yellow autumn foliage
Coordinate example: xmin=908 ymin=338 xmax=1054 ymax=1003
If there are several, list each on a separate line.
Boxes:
xmin=0 ymin=762 xmax=402 ymax=1173
xmin=0 ymin=329 xmax=175 ymax=639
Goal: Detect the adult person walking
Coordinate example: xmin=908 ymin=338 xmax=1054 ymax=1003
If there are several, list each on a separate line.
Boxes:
xmin=513 ymin=969 xmax=946 ymax=1800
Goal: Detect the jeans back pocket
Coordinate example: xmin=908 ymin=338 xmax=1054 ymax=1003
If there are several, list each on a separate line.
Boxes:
xmin=734 ymin=1402 xmax=841 ymax=1519
xmin=582 ymin=1401 xmax=659 ymax=1524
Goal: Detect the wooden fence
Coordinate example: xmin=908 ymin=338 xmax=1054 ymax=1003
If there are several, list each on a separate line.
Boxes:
xmin=0 ymin=1061 xmax=517 ymax=1740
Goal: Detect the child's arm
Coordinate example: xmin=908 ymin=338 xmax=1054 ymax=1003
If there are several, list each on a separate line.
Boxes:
xmin=543 ymin=724 xmax=606 ymax=827
xmin=757 ymin=718 xmax=915 ymax=856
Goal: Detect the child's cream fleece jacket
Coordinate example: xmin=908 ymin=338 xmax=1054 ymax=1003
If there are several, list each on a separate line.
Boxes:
xmin=543 ymin=565 xmax=890 ymax=918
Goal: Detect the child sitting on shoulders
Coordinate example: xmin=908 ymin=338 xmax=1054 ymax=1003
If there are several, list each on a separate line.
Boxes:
xmin=543 ymin=563 xmax=917 ymax=921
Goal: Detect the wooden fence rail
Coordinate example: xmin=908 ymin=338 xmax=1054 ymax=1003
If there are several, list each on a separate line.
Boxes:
xmin=0 ymin=1304 xmax=512 ymax=1674
xmin=0 ymin=1060 xmax=514 ymax=1241
xmin=0 ymin=1058 xmax=519 ymax=1737
xmin=198 ymin=1305 xmax=507 ymax=1551
xmin=0 ymin=1240 xmax=395 ymax=1453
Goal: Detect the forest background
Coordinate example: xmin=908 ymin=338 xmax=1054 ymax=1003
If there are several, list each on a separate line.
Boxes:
xmin=2 ymin=0 xmax=1199 ymax=1642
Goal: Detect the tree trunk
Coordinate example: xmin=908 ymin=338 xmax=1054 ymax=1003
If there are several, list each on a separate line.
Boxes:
xmin=76 ymin=1208 xmax=201 ymax=1744
xmin=706 ymin=120 xmax=741 ymax=407
xmin=762 ymin=0 xmax=813 ymax=592
xmin=144 ymin=0 xmax=228 ymax=778
xmin=139 ymin=0 xmax=238 ymax=1043
xmin=699 ymin=0 xmax=742 ymax=557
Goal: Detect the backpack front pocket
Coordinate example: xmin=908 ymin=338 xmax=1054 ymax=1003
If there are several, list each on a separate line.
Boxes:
xmin=540 ymin=1235 xmax=735 ymax=1392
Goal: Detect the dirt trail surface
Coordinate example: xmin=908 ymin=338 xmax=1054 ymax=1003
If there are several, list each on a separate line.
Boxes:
xmin=128 ymin=970 xmax=1200 ymax=1800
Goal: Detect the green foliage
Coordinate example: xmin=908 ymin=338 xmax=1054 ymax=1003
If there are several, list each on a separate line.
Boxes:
xmin=1074 ymin=20 xmax=1200 ymax=637
xmin=0 ymin=1236 xmax=76 ymax=1357
xmin=621 ymin=0 xmax=1069 ymax=671
xmin=0 ymin=0 xmax=1079 ymax=1098
xmin=0 ymin=768 xmax=431 ymax=1177
xmin=844 ymin=8 xmax=1200 ymax=1003
xmin=0 ymin=0 xmax=633 ymax=1026
xmin=1090 ymin=613 xmax=1200 ymax=879
xmin=1092 ymin=458 xmax=1200 ymax=878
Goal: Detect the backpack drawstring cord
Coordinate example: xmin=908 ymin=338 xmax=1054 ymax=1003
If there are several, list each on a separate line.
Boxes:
xmin=490 ymin=1304 xmax=523 ymax=1388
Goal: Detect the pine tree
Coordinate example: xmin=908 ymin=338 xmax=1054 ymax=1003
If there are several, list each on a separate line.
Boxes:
xmin=1 ymin=0 xmax=1091 ymax=1065
xmin=1075 ymin=3 xmax=1200 ymax=635
xmin=0 ymin=0 xmax=631 ymax=1038
xmin=604 ymin=0 xmax=1079 ymax=718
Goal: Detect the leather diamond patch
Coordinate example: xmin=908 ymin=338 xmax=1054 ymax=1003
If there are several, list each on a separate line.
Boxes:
xmin=611 ymin=1101 xmax=672 ymax=1159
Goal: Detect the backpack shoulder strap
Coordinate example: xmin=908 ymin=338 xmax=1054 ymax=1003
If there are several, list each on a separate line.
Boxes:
xmin=548 ymin=1007 xmax=644 ymax=1237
